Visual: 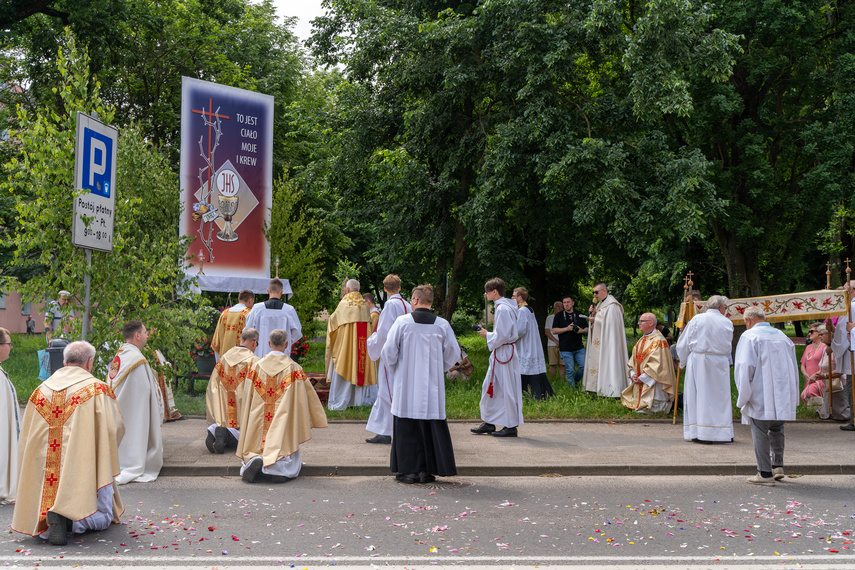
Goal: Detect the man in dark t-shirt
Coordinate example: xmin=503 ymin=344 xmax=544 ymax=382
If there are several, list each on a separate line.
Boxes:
xmin=551 ymin=296 xmax=589 ymax=388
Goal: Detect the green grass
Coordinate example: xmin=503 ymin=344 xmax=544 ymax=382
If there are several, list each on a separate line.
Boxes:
xmin=2 ymin=330 xmax=835 ymax=421
xmin=2 ymin=333 xmax=48 ymax=402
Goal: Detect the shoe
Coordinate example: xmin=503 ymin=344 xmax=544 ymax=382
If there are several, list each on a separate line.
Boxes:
xmin=242 ymin=457 xmax=263 ymax=483
xmin=365 ymin=434 xmax=392 ymax=444
xmin=418 ymin=472 xmax=436 ymax=484
xmin=746 ymin=472 xmax=776 ymax=486
xmin=492 ymin=426 xmax=518 ymax=437
xmin=46 ymin=511 xmax=71 ymax=546
xmin=213 ymin=426 xmax=227 ymax=454
xmin=399 ymin=473 xmax=419 ymax=484
xmin=266 ymin=475 xmax=292 ymax=483
xmin=205 ymin=431 xmax=216 ymax=453
xmin=470 ymin=422 xmax=495 ymax=435
xmin=841 ymin=424 xmax=855 ymax=431
xmin=772 ymin=467 xmax=785 ymax=481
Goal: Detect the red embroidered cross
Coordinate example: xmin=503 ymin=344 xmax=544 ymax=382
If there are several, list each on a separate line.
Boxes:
xmin=52 ymin=406 xmax=63 ymax=418
xmin=49 ymin=439 xmax=61 ymax=452
xmin=45 ymin=473 xmax=58 ymax=486
xmin=70 ymin=395 xmax=81 ymax=405
xmin=228 ymin=398 xmax=235 ymax=407
xmin=265 ymin=411 xmax=274 ymax=422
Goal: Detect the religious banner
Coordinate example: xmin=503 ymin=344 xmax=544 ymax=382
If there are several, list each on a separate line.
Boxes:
xmin=179 ymin=78 xmax=273 ymax=293
xmin=690 ymin=290 xmax=849 ymax=326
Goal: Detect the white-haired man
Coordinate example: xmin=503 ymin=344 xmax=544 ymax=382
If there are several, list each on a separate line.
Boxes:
xmin=13 ymin=341 xmax=124 ymax=545
xmin=735 ymin=306 xmax=799 ymax=486
xmin=676 ymin=295 xmax=735 ymax=443
xmin=237 ymin=329 xmax=327 ymax=483
xmin=621 ymin=313 xmax=676 ymax=413
xmin=325 ymin=279 xmax=377 ymax=410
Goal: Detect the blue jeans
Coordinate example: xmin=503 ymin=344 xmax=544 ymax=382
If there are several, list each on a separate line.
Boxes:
xmin=560 ymin=349 xmax=586 ymax=387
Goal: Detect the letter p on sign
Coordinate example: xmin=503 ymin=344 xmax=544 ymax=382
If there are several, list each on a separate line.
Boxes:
xmin=82 ymin=127 xmax=113 ymax=198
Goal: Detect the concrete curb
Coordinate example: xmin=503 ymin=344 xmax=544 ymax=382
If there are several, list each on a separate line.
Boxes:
xmin=161 ymin=464 xmax=855 ymax=478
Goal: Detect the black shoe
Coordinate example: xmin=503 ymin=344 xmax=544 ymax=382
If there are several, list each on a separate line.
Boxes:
xmin=242 ymin=457 xmax=263 ymax=483
xmin=46 ymin=511 xmax=71 ymax=546
xmin=399 ymin=473 xmax=419 ymax=484
xmin=492 ymin=426 xmax=518 ymax=437
xmin=419 ymin=472 xmax=436 ymax=484
xmin=213 ymin=426 xmax=227 ymax=454
xmin=365 ymin=434 xmax=392 ymax=444
xmin=692 ymin=438 xmax=714 ymax=444
xmin=225 ymin=430 xmax=240 ymax=449
xmin=470 ymin=422 xmax=496 ymax=435
xmin=841 ymin=423 xmax=855 ymax=431
xmin=205 ymin=432 xmax=216 ymax=453
xmin=266 ymin=474 xmax=292 ymax=483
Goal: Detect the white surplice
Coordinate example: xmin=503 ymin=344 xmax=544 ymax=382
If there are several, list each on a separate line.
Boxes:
xmin=106 ymin=343 xmax=163 ymax=484
xmin=676 ymin=309 xmax=734 ymax=441
xmin=382 ymin=310 xmax=460 ymax=420
xmin=734 ymin=323 xmax=799 ymax=423
xmin=516 ymin=305 xmax=547 ymax=375
xmin=244 ymin=300 xmax=302 ymax=358
xmin=582 ymin=294 xmax=629 ymax=397
xmin=830 ymin=299 xmax=855 ymax=375
xmin=365 ymin=294 xmax=411 ymax=436
xmin=479 ymin=297 xmax=524 ymax=428
xmin=0 ymin=364 xmax=19 ymax=501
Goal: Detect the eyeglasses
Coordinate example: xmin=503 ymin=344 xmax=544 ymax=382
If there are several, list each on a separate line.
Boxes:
xmin=808 ymin=330 xmax=817 ymax=335
xmin=593 ymin=289 xmax=604 ymax=295
xmin=0 ymin=342 xmax=12 ymax=347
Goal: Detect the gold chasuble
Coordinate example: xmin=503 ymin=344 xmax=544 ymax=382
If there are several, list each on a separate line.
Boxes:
xmin=324 ymin=292 xmax=376 ymax=388
xmin=13 ymin=366 xmax=124 ymax=536
xmin=207 ymin=346 xmax=258 ymax=429
xmin=621 ymin=329 xmax=677 ymax=412
xmin=211 ymin=307 xmax=251 ymax=355
xmin=237 ymin=354 xmax=327 ymax=468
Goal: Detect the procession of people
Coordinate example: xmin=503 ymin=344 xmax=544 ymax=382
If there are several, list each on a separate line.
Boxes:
xmin=1 ymin=274 xmax=853 ymax=545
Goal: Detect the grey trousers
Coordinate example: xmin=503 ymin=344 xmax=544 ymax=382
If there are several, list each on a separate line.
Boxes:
xmin=819 ymin=377 xmax=852 ymax=420
xmin=749 ymin=417 xmax=785 ymax=473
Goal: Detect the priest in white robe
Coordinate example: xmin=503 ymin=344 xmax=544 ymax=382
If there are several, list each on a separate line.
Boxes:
xmin=676 ymin=295 xmax=735 ymax=443
xmin=582 ymin=282 xmax=629 ymax=397
xmin=383 ymin=285 xmax=460 ymax=483
xmin=472 ymin=278 xmax=523 ymax=438
xmin=244 ymin=278 xmax=302 ymax=359
xmin=734 ymin=307 xmax=799 ymax=486
xmin=13 ymin=341 xmax=124 ymax=546
xmin=106 ymin=320 xmax=163 ymax=484
xmin=621 ymin=314 xmax=676 ymax=413
xmin=325 ymin=279 xmax=377 ymax=410
xmin=0 ymin=327 xmax=20 ymax=503
xmin=365 ymin=274 xmax=411 ymax=444
xmin=512 ymin=287 xmax=553 ymax=400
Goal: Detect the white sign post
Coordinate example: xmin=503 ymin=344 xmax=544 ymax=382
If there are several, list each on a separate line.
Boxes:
xmin=72 ymin=112 xmax=118 ymax=339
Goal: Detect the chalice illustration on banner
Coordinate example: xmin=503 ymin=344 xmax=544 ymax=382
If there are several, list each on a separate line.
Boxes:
xmin=215 ymin=168 xmax=239 ymax=242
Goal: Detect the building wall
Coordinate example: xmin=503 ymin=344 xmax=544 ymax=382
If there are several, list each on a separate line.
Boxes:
xmin=0 ymin=291 xmax=46 ymax=334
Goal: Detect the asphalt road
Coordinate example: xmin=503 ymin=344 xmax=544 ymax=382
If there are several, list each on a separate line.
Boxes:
xmin=1 ymin=474 xmax=854 ymax=568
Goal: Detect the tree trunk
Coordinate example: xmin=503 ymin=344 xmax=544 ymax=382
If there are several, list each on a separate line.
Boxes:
xmin=523 ymin=256 xmax=547 ymax=345
xmin=711 ymin=220 xmax=762 ymax=298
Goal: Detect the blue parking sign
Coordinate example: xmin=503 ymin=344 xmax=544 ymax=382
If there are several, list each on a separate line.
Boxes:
xmin=82 ymin=127 xmax=113 ymax=198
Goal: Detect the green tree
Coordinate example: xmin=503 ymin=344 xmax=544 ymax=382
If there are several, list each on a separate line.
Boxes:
xmin=1 ymin=30 xmax=208 ymax=378
xmin=265 ymin=174 xmax=326 ymax=339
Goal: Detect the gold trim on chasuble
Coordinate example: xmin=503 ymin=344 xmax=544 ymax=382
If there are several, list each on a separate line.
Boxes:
xmin=249 ymin=368 xmax=308 ymax=445
xmin=214 ymin=360 xmax=250 ymax=428
xmin=29 ymin=382 xmax=116 ymax=533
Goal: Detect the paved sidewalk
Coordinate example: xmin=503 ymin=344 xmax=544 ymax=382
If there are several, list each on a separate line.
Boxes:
xmin=162 ymin=417 xmax=855 ymax=478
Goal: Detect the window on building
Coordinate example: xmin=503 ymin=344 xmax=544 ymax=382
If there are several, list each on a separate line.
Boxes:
xmin=22 ymin=301 xmax=32 ymax=315
xmin=0 ymin=292 xmax=6 ymax=309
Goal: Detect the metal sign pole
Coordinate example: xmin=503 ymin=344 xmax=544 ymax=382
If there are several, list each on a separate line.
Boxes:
xmin=82 ymin=248 xmax=91 ymax=340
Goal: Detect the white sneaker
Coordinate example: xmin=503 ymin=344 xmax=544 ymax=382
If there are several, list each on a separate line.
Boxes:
xmin=772 ymin=467 xmax=785 ymax=480
xmin=746 ymin=472 xmax=776 ymax=486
